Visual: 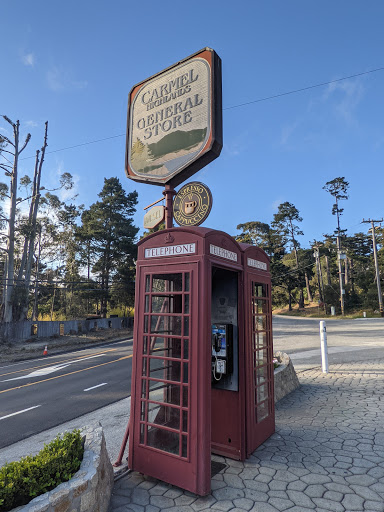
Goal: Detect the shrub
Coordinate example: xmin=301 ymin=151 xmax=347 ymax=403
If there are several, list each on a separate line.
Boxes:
xmin=0 ymin=429 xmax=84 ymax=512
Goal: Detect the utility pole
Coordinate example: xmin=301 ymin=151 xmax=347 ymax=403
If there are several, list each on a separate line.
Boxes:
xmin=362 ymin=218 xmax=384 ymax=317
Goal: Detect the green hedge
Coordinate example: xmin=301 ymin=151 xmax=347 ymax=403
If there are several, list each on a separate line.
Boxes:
xmin=0 ymin=429 xmax=84 ymax=512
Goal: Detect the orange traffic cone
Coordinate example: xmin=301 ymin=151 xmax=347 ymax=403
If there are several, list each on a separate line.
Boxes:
xmin=43 ymin=345 xmax=48 ymax=356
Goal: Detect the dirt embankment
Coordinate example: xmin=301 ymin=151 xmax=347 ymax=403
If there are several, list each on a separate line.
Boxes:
xmin=0 ymin=328 xmax=133 ymax=364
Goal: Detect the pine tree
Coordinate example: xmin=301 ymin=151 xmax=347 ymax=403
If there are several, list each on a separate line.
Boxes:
xmin=78 ymin=177 xmax=138 ymax=317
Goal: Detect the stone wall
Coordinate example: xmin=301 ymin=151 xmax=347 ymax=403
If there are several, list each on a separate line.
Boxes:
xmin=11 ymin=424 xmax=114 ymax=512
xmin=274 ymin=351 xmax=300 ymax=402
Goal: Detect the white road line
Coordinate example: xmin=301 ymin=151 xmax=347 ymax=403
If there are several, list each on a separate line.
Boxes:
xmin=84 ymin=383 xmax=108 ymax=392
xmin=1 ymin=353 xmax=106 ymax=382
xmin=0 ymin=405 xmax=41 ymax=421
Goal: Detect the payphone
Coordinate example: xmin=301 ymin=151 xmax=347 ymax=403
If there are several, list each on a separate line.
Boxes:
xmin=211 ymin=324 xmax=233 ymax=379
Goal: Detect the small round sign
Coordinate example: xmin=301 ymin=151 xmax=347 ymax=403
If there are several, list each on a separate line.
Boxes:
xmin=173 ymin=181 xmax=212 ymax=227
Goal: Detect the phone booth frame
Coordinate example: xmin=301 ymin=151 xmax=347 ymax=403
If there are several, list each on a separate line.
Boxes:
xmin=128 ymin=227 xmax=274 ymax=496
xmin=241 ymin=244 xmax=275 ymax=457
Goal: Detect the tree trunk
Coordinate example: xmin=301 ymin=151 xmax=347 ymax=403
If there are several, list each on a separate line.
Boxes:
xmin=325 ymin=255 xmax=331 ymax=285
xmin=293 ymin=246 xmax=305 ymax=309
xmin=350 ymin=258 xmax=355 ymax=292
xmin=345 ymin=257 xmax=349 ymax=285
xmin=32 ymin=231 xmax=42 ymax=321
xmin=50 ymin=286 xmax=56 ymax=321
xmin=17 ymin=150 xmax=40 ymax=284
xmin=18 ymin=123 xmax=47 ymax=321
xmin=3 ymin=121 xmax=20 ymax=323
xmin=305 ymin=272 xmax=313 ymax=302
xmin=318 ymin=257 xmax=325 ymax=300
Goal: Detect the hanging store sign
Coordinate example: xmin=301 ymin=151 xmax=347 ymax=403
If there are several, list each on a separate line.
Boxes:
xmin=125 ymin=48 xmax=222 ymax=188
xmin=143 ymin=205 xmax=165 ymax=229
xmin=173 ymin=181 xmax=212 ymax=227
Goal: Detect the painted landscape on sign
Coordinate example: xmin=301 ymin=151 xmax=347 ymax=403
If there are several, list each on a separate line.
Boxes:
xmin=130 ymin=128 xmax=207 ymax=177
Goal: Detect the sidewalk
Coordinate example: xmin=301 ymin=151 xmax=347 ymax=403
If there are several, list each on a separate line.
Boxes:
xmin=110 ymin=359 xmax=384 ymax=512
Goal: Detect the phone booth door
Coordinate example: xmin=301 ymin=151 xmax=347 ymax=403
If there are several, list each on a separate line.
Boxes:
xmin=245 ymin=275 xmax=275 ymax=456
xmin=129 ymin=263 xmax=210 ymax=495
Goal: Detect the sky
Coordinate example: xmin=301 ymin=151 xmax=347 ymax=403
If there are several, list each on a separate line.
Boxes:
xmin=2 ymin=1 xmax=384 ymax=248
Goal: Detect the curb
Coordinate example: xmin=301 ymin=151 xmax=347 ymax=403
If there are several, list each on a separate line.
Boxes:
xmin=9 ymin=423 xmax=113 ymax=512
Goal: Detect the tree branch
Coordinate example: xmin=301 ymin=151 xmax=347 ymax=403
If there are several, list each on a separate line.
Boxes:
xmin=2 ymin=115 xmax=15 ymax=126
xmin=0 ymin=149 xmax=16 ymax=157
xmin=0 ymin=134 xmax=15 ymax=147
xmin=0 ymin=163 xmax=12 ymax=171
xmin=18 ymin=133 xmax=31 ymax=155
xmin=16 ymin=193 xmax=40 ymax=204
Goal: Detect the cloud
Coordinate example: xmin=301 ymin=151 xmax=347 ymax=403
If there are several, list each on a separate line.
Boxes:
xmin=271 ymin=198 xmax=283 ymax=211
xmin=21 ymin=53 xmax=35 ymax=67
xmin=0 ymin=125 xmax=11 ymax=137
xmin=46 ymin=67 xmax=88 ymax=92
xmin=323 ymin=78 xmax=364 ymax=126
xmin=374 ymin=135 xmax=384 ymax=150
xmin=280 ymin=121 xmax=299 ymax=147
xmin=224 ymin=130 xmax=250 ymax=157
xmin=51 ymin=161 xmax=80 ymax=202
xmin=60 ymin=172 xmax=80 ymax=202
xmin=25 ymin=120 xmax=38 ymax=128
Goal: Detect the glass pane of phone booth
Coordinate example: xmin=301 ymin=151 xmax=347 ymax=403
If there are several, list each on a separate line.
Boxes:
xmin=140 ymin=272 xmax=190 ymax=459
xmin=251 ymin=282 xmax=273 ymax=423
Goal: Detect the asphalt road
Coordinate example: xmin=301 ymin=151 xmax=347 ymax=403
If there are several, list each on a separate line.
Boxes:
xmin=0 ymin=338 xmax=133 ymax=448
xmin=1 ymin=317 xmax=383 ymax=453
xmin=273 ymin=314 xmax=384 ymax=370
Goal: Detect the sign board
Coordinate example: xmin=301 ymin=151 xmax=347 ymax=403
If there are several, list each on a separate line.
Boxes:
xmin=173 ymin=181 xmax=212 ymax=227
xmin=144 ymin=243 xmax=196 ymax=258
xmin=209 ymin=244 xmax=238 ymax=262
xmin=247 ymin=258 xmax=267 ymax=271
xmin=125 ymin=48 xmax=222 ymax=187
xmin=143 ymin=205 xmax=165 ymax=229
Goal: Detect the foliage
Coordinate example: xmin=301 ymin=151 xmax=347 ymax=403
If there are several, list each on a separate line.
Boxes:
xmin=236 ymin=179 xmax=383 ymax=315
xmin=77 ymin=177 xmax=138 ymax=317
xmin=0 ymin=430 xmax=83 ymax=512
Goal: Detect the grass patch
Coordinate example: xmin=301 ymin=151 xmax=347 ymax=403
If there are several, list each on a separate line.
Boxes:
xmin=273 ymin=303 xmax=382 ymax=319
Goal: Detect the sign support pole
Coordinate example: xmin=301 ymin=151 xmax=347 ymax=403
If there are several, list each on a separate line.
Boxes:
xmin=163 ymin=184 xmax=176 ymax=229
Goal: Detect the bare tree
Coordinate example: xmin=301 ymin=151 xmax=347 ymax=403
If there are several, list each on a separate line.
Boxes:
xmin=0 ymin=116 xmax=31 ymax=322
xmin=15 ymin=122 xmax=48 ymax=321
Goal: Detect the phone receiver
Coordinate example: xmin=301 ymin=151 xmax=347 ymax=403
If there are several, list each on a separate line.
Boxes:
xmin=212 ymin=333 xmax=222 ymax=352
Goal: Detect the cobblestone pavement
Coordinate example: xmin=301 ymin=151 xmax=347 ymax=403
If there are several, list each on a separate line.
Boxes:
xmin=109 ymin=360 xmax=384 ymax=511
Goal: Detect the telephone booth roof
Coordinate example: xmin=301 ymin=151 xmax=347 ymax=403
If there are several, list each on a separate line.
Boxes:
xmin=137 ymin=226 xmax=270 ymax=273
xmin=238 ymin=242 xmax=270 ymax=274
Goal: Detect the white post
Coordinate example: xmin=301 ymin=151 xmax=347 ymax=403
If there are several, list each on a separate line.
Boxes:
xmin=320 ymin=321 xmax=329 ymax=374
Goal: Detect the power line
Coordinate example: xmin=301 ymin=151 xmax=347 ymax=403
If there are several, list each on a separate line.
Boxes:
xmin=224 ymin=66 xmax=384 ymax=110
xmin=19 ymin=134 xmax=125 ymax=161
xmin=15 ymin=65 xmax=384 ymax=161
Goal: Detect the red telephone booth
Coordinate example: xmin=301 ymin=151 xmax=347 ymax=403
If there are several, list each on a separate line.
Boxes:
xmin=241 ymin=244 xmax=275 ymax=457
xmin=128 ymin=227 xmax=274 ymax=495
